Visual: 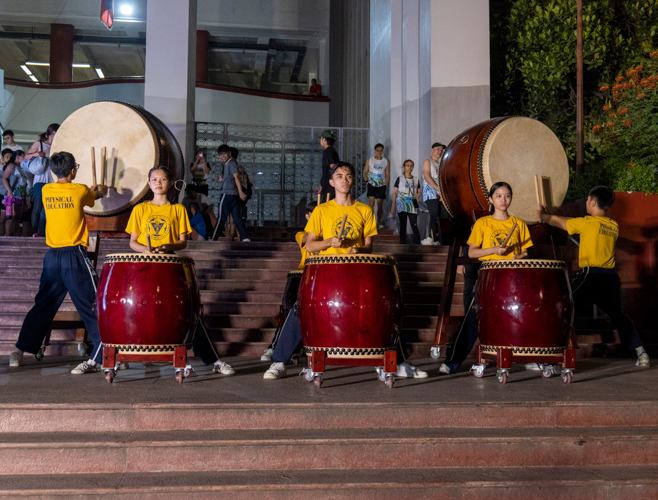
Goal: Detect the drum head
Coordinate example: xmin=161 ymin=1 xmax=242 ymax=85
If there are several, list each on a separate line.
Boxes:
xmin=480 ymin=117 xmax=568 ymax=223
xmin=50 ymin=102 xmax=158 ymax=215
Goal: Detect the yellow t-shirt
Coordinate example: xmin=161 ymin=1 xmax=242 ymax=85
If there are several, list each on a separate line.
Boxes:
xmin=295 ymin=231 xmax=308 ymax=270
xmin=126 ymin=202 xmax=192 ymax=248
xmin=304 ymin=200 xmax=377 ymax=255
xmin=42 ymin=183 xmax=95 ymax=248
xmin=467 ymin=215 xmax=533 ymax=260
xmin=566 ymin=216 xmax=617 ymax=269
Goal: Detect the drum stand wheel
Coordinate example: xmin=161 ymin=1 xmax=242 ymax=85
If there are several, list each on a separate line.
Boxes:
xmin=175 ymin=364 xmax=194 ymax=384
xmin=313 ymin=374 xmax=323 ymax=389
xmin=540 ymin=364 xmax=561 ymax=379
xmin=561 ymin=369 xmax=573 ymax=384
xmin=104 ymin=368 xmax=116 ymax=384
xmin=471 ymin=364 xmax=486 ymax=378
xmin=430 ymin=346 xmax=441 ymax=360
xmin=34 ymin=345 xmax=46 ymax=362
xmin=496 ymin=368 xmax=509 ymax=384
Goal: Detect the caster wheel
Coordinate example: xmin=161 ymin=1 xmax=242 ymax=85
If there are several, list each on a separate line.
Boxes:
xmin=77 ymin=343 xmax=87 ymax=357
xmin=302 ymin=368 xmax=315 ymax=382
xmin=562 ymin=371 xmax=572 ymax=384
xmin=541 ymin=365 xmax=553 ymax=379
xmin=385 ymin=375 xmax=394 ymax=389
xmin=471 ymin=364 xmax=485 ymax=378
xmin=34 ymin=347 xmax=45 ymax=362
xmin=176 ymin=370 xmax=184 ymax=384
xmin=430 ymin=346 xmax=441 ymax=360
xmin=497 ymin=371 xmax=508 ymax=384
xmin=313 ymin=375 xmax=322 ymax=389
xmin=105 ymin=370 xmax=114 ymax=384
xmin=183 ymin=367 xmax=193 ymax=378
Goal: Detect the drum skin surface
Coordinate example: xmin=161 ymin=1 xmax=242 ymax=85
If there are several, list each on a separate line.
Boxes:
xmin=97 ymin=254 xmax=200 ymax=349
xmin=475 ymin=260 xmax=573 ymax=354
xmin=439 ymin=117 xmax=568 ymax=225
xmin=298 ymin=254 xmax=402 ymax=357
xmin=50 ymin=101 xmax=184 ymax=216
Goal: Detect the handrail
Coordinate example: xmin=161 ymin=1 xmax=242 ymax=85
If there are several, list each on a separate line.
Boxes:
xmin=5 ymin=78 xmax=331 ymax=102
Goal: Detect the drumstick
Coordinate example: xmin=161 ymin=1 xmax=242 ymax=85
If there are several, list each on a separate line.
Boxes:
xmin=539 ymin=177 xmax=548 ymax=212
xmin=91 ymin=147 xmax=97 ymax=186
xmin=101 ymin=146 xmax=107 ymax=186
xmin=317 ymin=193 xmax=321 ymax=206
xmin=501 ymin=221 xmax=517 ymax=247
xmin=534 ymin=175 xmax=542 ymax=210
xmin=146 ymin=233 xmax=152 ymax=253
xmin=337 ymin=213 xmax=348 ymax=239
xmin=326 ymin=193 xmax=330 ymax=203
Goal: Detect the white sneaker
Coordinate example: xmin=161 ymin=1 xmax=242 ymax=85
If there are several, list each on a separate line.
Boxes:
xmin=212 ymin=361 xmax=235 ymax=375
xmin=636 ymin=352 xmax=650 ymax=368
xmin=261 ymin=348 xmax=273 ymax=362
xmin=241 ymin=238 xmax=251 ymax=242
xmin=525 ymin=363 xmax=541 ymax=371
xmin=9 ymin=351 xmax=23 ymax=367
xmin=421 ymin=237 xmax=433 ymax=246
xmin=71 ymin=362 xmax=99 ymax=375
xmin=432 ymin=241 xmax=441 ymax=246
xmin=263 ymin=362 xmax=287 ymax=380
xmin=396 ymin=362 xmax=428 ymax=379
xmin=438 ymin=363 xmax=452 ymax=375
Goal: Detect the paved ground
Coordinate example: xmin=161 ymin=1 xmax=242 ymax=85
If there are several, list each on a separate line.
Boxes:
xmin=0 ymin=355 xmax=655 ymax=405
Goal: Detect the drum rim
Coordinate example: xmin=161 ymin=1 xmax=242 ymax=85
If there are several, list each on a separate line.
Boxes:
xmin=287 ymin=270 xmax=304 ymax=276
xmin=303 ymin=254 xmax=397 ymax=266
xmin=479 ymin=259 xmax=566 ymax=270
xmin=103 ymin=253 xmax=195 ymax=264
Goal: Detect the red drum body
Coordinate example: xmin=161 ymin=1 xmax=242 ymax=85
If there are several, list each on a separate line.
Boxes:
xmin=475 ymin=260 xmax=574 ymax=357
xmin=298 ymin=254 xmax=402 ymax=360
xmin=439 ymin=117 xmax=569 ymax=226
xmin=97 ymin=253 xmax=201 ymax=354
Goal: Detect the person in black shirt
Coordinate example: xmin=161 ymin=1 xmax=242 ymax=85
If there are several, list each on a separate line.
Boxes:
xmin=318 ymin=130 xmax=339 ymax=201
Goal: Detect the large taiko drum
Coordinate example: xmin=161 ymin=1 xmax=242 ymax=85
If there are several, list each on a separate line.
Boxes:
xmin=298 ymin=254 xmax=402 ymax=359
xmin=50 ymin=101 xmax=184 ymax=216
xmin=439 ymin=117 xmax=569 ymax=225
xmin=97 ymin=254 xmax=201 ymax=355
xmin=475 ymin=259 xmax=574 ymax=358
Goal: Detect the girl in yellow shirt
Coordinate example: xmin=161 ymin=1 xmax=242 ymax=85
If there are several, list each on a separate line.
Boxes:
xmin=441 ymin=181 xmax=533 ymax=374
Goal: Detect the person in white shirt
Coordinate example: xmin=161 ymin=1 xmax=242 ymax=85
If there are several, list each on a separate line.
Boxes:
xmin=362 ymin=143 xmax=389 ymax=228
xmin=391 ymin=159 xmax=421 ymax=244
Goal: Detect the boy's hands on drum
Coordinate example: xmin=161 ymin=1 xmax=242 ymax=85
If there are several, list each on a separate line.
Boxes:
xmin=535 ymin=205 xmax=547 ymax=223
xmin=92 ymin=184 xmax=108 ymax=199
xmin=329 ymin=236 xmax=343 ymax=248
xmin=492 ymin=245 xmax=508 ymax=256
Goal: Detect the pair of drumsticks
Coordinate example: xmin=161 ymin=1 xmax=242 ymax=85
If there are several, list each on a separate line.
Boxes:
xmin=316 ymin=193 xmax=331 ymax=205
xmin=90 ymin=146 xmax=107 ymax=187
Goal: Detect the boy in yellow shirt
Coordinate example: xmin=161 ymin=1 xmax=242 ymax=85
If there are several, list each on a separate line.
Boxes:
xmin=9 ymin=152 xmax=108 ymax=374
xmin=536 ymin=185 xmax=649 ymax=367
xmin=264 ymin=162 xmax=427 ymax=380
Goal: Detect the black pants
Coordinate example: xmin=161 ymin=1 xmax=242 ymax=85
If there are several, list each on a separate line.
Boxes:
xmin=271 ymin=303 xmax=410 ymax=365
xmin=571 ymin=268 xmax=643 ymax=350
xmin=192 ymin=317 xmax=222 ymax=365
xmin=398 ymin=212 xmax=420 ymax=244
xmin=193 ymin=184 xmax=209 ymax=196
xmin=16 ymin=246 xmax=103 ymax=362
xmin=212 ymin=194 xmax=248 ymax=241
xmin=425 ymin=199 xmax=441 ymax=243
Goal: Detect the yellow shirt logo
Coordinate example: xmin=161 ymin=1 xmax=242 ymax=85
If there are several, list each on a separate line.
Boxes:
xmin=148 ymin=215 xmax=171 ymax=241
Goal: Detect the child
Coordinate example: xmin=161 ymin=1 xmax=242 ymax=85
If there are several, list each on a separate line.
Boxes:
xmin=264 ymin=162 xmax=427 ymax=379
xmin=126 ymin=166 xmax=234 ymax=375
xmin=189 ymin=202 xmax=206 ymax=240
xmin=8 ymin=152 xmax=108 ymax=374
xmin=261 ymin=201 xmax=318 ymax=362
xmin=440 ymin=181 xmax=533 ymax=374
xmin=391 ymin=159 xmax=421 ymax=244
xmin=536 ymin=185 xmax=650 ymax=367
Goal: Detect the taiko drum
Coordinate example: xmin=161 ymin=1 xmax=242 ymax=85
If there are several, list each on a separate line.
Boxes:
xmin=475 ymin=259 xmax=574 ymax=357
xmin=298 ymin=254 xmax=402 ymax=358
xmin=97 ymin=253 xmax=200 ymax=354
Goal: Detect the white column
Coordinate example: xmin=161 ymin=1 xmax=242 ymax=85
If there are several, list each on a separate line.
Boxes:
xmin=144 ymin=0 xmax=197 ymax=172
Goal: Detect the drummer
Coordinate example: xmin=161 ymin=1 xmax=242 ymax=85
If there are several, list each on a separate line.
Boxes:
xmin=440 ymin=181 xmax=533 ymax=374
xmin=8 ymin=152 xmax=108 ymax=374
xmin=263 ymin=161 xmax=427 ymax=380
xmin=126 ymin=166 xmax=234 ymax=376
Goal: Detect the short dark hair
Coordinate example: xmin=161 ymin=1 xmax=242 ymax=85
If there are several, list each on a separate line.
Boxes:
xmin=148 ymin=166 xmax=172 ymax=181
xmin=329 ymin=161 xmax=355 ymax=179
xmin=217 ymin=144 xmax=231 ymax=154
xmin=50 ymin=152 xmax=77 ymax=178
xmin=1 ymin=148 xmax=17 ymax=165
xmin=432 ymin=142 xmax=446 ymax=149
xmin=588 ymin=185 xmax=615 ymax=210
xmin=324 ymin=137 xmax=335 ymax=147
xmin=189 ymin=201 xmax=201 ymax=213
xmin=374 ymin=143 xmax=384 ymax=150
xmin=1 ymin=148 xmax=13 ymax=157
xmin=2 ymin=130 xmax=14 ymax=137
xmin=230 ymin=147 xmax=239 ymax=159
xmin=306 ymin=201 xmax=318 ymax=214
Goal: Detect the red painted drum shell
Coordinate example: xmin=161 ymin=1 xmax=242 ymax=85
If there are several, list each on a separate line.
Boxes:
xmin=475 ymin=259 xmax=574 ymax=349
xmin=298 ymin=254 xmax=402 ymax=352
xmin=97 ymin=253 xmax=200 ymax=346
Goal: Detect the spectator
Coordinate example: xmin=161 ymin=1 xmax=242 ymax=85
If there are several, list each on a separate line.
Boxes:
xmin=189 ymin=151 xmax=211 ymax=196
xmin=2 ymin=130 xmax=24 ymax=154
xmin=211 ymin=145 xmax=250 ymax=242
xmin=180 ymin=185 xmax=216 ymax=239
xmin=309 ymin=78 xmax=322 ymax=97
xmin=317 ymin=130 xmax=339 ymax=201
xmin=0 ymin=149 xmax=25 ymax=236
xmin=189 ymin=202 xmax=206 ymax=240
xmin=24 ymin=124 xmax=59 ymax=237
xmin=228 ymin=147 xmax=252 ymax=241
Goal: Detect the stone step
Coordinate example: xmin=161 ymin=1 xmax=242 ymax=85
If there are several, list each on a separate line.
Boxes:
xmin=0 ymin=466 xmax=656 ymax=499
xmin=1 ymin=426 xmax=657 ymax=475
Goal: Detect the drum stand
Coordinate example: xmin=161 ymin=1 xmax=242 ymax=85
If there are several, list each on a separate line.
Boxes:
xmin=470 ymin=343 xmax=577 ymax=384
xmin=102 ymin=345 xmax=192 ymax=384
xmin=301 ymin=349 xmax=397 ymax=389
